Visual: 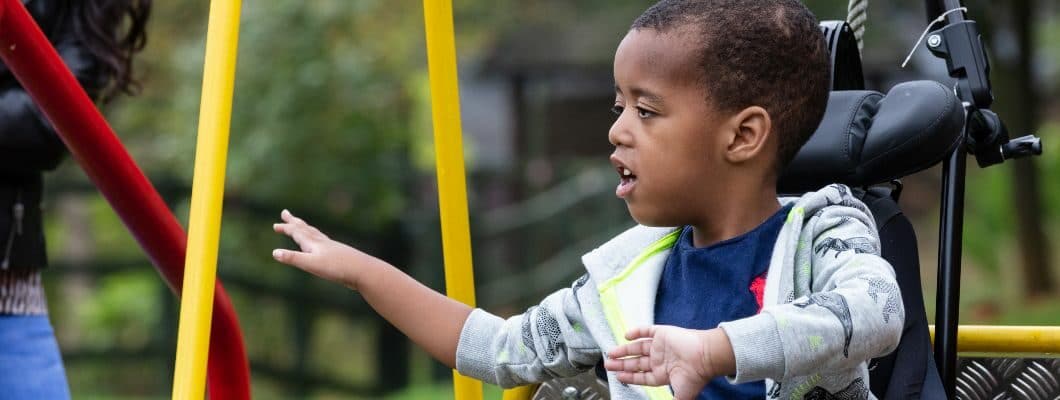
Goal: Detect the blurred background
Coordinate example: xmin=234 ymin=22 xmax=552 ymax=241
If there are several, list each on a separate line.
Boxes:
xmin=31 ymin=0 xmax=1060 ymax=398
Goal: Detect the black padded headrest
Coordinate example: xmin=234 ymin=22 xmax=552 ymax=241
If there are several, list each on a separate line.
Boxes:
xmin=779 ymin=80 xmax=965 ymax=194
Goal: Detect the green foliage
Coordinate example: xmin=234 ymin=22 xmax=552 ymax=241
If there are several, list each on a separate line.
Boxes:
xmin=958 ymin=122 xmax=1060 ymax=298
xmin=107 ymin=0 xmax=425 ymax=229
xmin=77 ymin=272 xmax=161 ymax=348
xmin=962 ymin=165 xmax=1015 ymax=274
xmin=1037 ymin=123 xmax=1060 ymax=223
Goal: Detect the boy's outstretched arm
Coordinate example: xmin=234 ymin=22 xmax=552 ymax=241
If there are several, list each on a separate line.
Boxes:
xmin=603 ymin=326 xmax=735 ymax=400
xmin=272 ymin=209 xmax=470 ymax=368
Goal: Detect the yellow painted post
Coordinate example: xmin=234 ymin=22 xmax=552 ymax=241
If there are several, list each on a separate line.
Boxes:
xmin=170 ymin=0 xmax=242 ymax=398
xmin=421 ymin=1 xmax=483 ymax=399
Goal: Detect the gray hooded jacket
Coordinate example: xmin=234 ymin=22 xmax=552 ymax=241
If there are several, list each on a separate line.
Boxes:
xmin=455 ymin=184 xmax=905 ymax=399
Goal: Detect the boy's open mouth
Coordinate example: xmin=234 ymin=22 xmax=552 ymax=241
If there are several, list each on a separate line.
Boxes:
xmin=616 ymin=166 xmax=637 ymax=198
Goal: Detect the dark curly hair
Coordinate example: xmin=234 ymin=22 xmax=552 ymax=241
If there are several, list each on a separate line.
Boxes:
xmin=71 ymin=0 xmax=151 ymax=102
xmin=631 ymin=0 xmax=830 ymax=170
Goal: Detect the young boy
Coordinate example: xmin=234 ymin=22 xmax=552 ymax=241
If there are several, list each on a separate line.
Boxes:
xmin=272 ymin=1 xmax=904 ymax=399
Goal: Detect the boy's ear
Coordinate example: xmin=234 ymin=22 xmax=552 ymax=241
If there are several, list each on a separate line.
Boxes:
xmin=723 ymin=106 xmax=772 ymax=164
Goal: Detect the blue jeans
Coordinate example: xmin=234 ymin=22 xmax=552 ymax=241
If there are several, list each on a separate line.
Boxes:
xmin=0 ymin=315 xmax=71 ymax=399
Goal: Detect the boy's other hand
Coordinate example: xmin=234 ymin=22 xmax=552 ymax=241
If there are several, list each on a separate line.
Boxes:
xmin=272 ymin=209 xmax=380 ymax=290
xmin=603 ymin=326 xmax=735 ymax=400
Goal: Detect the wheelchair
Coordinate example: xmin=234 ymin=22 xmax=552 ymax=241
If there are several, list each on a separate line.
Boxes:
xmin=523 ymin=1 xmax=1053 ymax=399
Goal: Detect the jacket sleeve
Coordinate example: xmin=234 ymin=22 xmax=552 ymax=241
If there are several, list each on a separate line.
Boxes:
xmin=0 ymin=33 xmax=106 ymax=173
xmin=720 ymin=206 xmax=905 ymax=382
xmin=454 ymin=275 xmax=602 ymax=388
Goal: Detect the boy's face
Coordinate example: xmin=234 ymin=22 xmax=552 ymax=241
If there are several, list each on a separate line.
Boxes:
xmin=610 ymin=28 xmax=728 ymax=227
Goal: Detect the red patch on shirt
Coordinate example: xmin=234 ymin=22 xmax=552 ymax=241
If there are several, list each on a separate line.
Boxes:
xmin=750 ymin=273 xmax=767 ymax=312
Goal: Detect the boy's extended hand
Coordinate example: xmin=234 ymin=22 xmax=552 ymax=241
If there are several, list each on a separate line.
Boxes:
xmin=271 ymin=209 xmax=471 ymax=368
xmin=604 ymin=326 xmax=736 ymax=400
xmin=272 ymin=209 xmax=381 ymax=289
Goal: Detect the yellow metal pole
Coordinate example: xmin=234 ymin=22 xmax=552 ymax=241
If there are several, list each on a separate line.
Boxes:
xmin=171 ymin=0 xmax=242 ymax=398
xmin=501 ymin=385 xmax=539 ymax=400
xmin=929 ymin=325 xmax=1060 ymax=354
xmin=421 ymin=1 xmax=482 ymax=400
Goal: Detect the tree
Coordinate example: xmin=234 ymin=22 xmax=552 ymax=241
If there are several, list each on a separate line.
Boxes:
xmin=972 ymin=0 xmax=1054 ymax=297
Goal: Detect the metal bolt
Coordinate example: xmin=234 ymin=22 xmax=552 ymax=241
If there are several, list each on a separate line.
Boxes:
xmin=561 ymin=386 xmax=580 ymax=400
xmin=927 ymin=34 xmax=942 ymax=48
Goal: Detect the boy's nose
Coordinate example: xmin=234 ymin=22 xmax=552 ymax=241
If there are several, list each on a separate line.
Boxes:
xmin=608 ymin=114 xmax=633 ymax=147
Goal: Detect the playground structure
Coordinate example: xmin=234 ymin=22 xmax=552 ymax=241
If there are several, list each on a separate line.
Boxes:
xmin=0 ymin=0 xmax=1056 ymax=399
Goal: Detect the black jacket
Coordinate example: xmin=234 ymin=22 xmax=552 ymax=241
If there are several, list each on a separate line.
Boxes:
xmin=1 ymin=0 xmax=107 ymax=270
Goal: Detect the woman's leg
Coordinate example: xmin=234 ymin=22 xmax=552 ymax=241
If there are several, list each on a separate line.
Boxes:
xmin=0 ymin=314 xmax=72 ymax=400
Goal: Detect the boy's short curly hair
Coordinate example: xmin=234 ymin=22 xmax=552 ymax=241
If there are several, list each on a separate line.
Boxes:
xmin=632 ymin=0 xmax=830 ymax=170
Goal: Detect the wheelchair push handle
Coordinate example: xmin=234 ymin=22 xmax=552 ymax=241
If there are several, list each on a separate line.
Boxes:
xmin=1001 ymin=134 xmax=1042 ymax=160
xmin=964 ymin=108 xmax=1043 ymax=167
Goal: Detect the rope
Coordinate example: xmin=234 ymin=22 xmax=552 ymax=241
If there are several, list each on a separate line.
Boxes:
xmin=847 ymin=0 xmax=868 ymax=52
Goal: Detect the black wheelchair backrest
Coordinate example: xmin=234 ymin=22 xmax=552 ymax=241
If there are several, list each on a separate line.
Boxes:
xmin=779 ymin=80 xmax=963 ymax=399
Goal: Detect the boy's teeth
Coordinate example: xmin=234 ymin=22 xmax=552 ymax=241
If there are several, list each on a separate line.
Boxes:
xmin=623 ymin=168 xmax=632 ymax=176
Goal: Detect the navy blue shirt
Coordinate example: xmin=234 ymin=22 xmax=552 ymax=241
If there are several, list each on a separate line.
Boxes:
xmin=654 ymin=204 xmax=792 ymax=400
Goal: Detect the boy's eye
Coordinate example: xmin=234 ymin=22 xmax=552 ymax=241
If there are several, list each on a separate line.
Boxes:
xmin=636 ymin=107 xmax=656 ymax=118
xmin=610 ymin=105 xmax=624 ymax=115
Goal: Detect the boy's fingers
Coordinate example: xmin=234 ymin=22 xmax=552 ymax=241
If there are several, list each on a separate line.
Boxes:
xmin=272 ymin=248 xmax=309 ymax=267
xmin=306 ymin=226 xmax=327 ymax=240
xmin=603 ymin=354 xmax=653 ymax=373
xmin=616 ymin=371 xmax=661 ymax=387
xmin=275 ymin=222 xmax=316 ymax=240
xmin=274 ymin=222 xmax=304 ymax=243
xmin=275 ymin=221 xmax=319 ymax=248
xmin=287 ymin=230 xmax=311 ymax=248
xmin=278 ymin=210 xmax=327 ymax=242
xmin=625 ymin=326 xmax=656 ymax=341
xmin=608 ymin=339 xmax=652 ymax=359
xmin=280 ymin=209 xmax=307 ymax=226
xmin=603 ymin=357 xmax=636 ymax=372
